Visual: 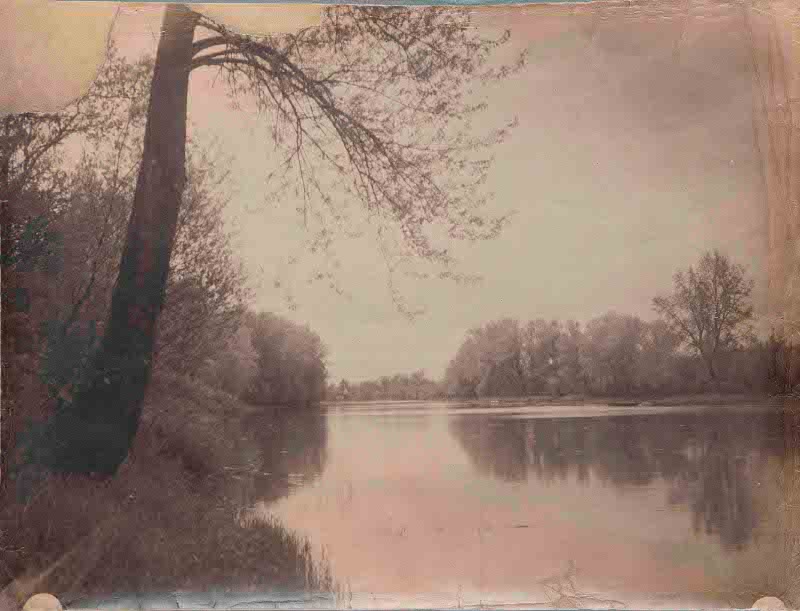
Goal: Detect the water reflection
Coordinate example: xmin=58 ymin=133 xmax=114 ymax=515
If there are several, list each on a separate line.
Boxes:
xmin=449 ymin=410 xmax=783 ymax=548
xmin=256 ymin=403 xmax=800 ymax=607
xmin=239 ymin=407 xmax=329 ymax=505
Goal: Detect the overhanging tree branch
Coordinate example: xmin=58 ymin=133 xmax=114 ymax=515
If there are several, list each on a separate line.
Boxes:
xmin=38 ymin=3 xmax=524 ymax=476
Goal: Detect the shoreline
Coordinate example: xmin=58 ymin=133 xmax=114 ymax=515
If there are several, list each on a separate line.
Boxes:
xmin=324 ymin=392 xmax=782 ymax=409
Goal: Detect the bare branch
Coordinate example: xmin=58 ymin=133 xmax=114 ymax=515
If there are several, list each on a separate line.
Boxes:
xmin=185 ymin=6 xmax=523 ymax=312
xmin=192 ymin=35 xmax=228 ymax=56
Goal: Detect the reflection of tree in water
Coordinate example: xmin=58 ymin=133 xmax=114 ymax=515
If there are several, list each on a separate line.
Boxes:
xmin=449 ymin=410 xmax=785 ymax=547
xmin=238 ymin=408 xmax=329 ymax=505
xmin=688 ymin=433 xmax=755 ymax=549
xmin=454 ymin=419 xmax=531 ymax=482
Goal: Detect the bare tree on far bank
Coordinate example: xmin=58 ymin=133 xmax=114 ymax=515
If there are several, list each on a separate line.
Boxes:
xmin=653 ymin=250 xmax=755 ymax=388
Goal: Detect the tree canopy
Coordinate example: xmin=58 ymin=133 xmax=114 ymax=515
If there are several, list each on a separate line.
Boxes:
xmin=653 ymin=250 xmax=754 ymax=382
xmin=7 ymin=5 xmax=525 ymax=477
xmin=188 ymin=7 xmax=524 ymax=310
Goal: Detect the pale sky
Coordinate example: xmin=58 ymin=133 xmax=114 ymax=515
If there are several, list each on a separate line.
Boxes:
xmin=8 ymin=2 xmax=771 ymax=382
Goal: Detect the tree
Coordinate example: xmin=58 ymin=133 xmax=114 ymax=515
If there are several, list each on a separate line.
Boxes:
xmin=636 ymin=319 xmax=682 ymax=394
xmin=555 ymin=320 xmax=585 ymax=395
xmin=35 ymin=4 xmax=523 ymax=476
xmin=340 ymin=370 xmax=443 ymax=401
xmin=653 ymin=250 xmax=754 ymax=386
xmin=7 ymin=52 xmax=256 ymax=484
xmin=522 ymin=319 xmax=562 ymax=394
xmin=152 ymin=146 xmax=250 ymax=374
xmin=1 ymin=52 xmax=151 ymax=487
xmin=245 ymin=312 xmax=327 ymax=406
xmin=444 ymin=319 xmax=525 ymax=398
xmin=200 ymin=323 xmax=258 ymax=397
xmin=337 ymin=379 xmax=351 ymax=400
xmin=476 ymin=318 xmax=525 ymax=398
xmin=444 ymin=330 xmax=483 ymax=398
xmin=581 ymin=312 xmax=644 ymax=395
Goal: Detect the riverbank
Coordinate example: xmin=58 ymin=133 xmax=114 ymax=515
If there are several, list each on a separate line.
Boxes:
xmin=0 ymin=372 xmax=334 ymax=607
xmin=541 ymin=392 xmax=778 ymax=408
xmin=326 ymin=392 xmax=780 ymax=409
xmin=462 ymin=392 xmax=782 ymax=409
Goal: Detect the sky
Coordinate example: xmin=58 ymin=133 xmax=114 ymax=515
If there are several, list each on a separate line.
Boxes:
xmin=7 ymin=1 xmax=772 ymax=383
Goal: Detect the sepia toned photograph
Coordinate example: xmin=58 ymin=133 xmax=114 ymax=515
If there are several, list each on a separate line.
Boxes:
xmin=1 ymin=0 xmax=800 ymax=609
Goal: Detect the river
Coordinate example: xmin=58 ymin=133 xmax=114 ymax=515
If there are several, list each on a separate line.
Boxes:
xmin=242 ymin=401 xmax=797 ymax=609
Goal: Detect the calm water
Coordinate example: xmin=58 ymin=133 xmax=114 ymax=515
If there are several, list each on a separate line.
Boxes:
xmin=243 ymin=402 xmax=796 ymax=609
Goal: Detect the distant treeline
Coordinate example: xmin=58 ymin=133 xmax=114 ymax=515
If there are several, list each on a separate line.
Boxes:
xmin=442 ymin=313 xmax=774 ymax=398
xmin=442 ymin=251 xmax=792 ymax=399
xmin=328 ymin=251 xmax=796 ymax=402
xmin=326 ymin=315 xmax=779 ymax=401
xmin=327 ymin=371 xmax=444 ymax=402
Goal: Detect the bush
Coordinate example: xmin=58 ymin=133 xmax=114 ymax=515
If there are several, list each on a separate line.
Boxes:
xmin=0 ymin=372 xmax=335 ymax=605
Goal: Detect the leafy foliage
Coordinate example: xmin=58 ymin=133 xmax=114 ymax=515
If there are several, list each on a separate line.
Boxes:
xmin=444 ymin=252 xmax=763 ymax=398
xmin=2 ymin=50 xmax=252 ymax=480
xmin=244 ymin=311 xmax=328 ymax=407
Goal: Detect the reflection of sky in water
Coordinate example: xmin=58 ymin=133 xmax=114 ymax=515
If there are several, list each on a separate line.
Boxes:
xmin=68 ymin=404 xmax=787 ymax=609
xmin=255 ymin=404 xmax=784 ymax=608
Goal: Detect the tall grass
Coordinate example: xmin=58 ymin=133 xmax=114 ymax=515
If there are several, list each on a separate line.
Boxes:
xmin=0 ymin=372 xmax=335 ymax=607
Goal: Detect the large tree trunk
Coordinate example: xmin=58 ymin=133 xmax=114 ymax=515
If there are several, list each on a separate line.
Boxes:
xmin=705 ymin=355 xmax=722 ymax=392
xmin=48 ymin=4 xmax=199 ymax=476
xmin=705 ymin=355 xmax=716 ymax=380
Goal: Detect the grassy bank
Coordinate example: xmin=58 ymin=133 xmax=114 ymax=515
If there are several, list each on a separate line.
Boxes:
xmin=0 ymin=372 xmax=334 ymax=608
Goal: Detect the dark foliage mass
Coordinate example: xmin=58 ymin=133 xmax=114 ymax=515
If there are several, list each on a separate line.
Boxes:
xmin=243 ymin=312 xmax=328 ymax=407
xmin=0 ymin=49 xmax=333 ymax=599
xmin=0 ymin=51 xmax=251 ymax=480
xmin=0 ymin=47 xmax=333 ymax=486
xmin=0 ymin=373 xmax=334 ymax=603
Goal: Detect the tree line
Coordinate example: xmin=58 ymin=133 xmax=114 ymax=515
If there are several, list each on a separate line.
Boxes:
xmin=326 ymin=251 xmax=794 ymax=402
xmin=328 ymin=371 xmax=443 ymax=402
xmin=443 ymin=251 xmax=788 ymax=399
